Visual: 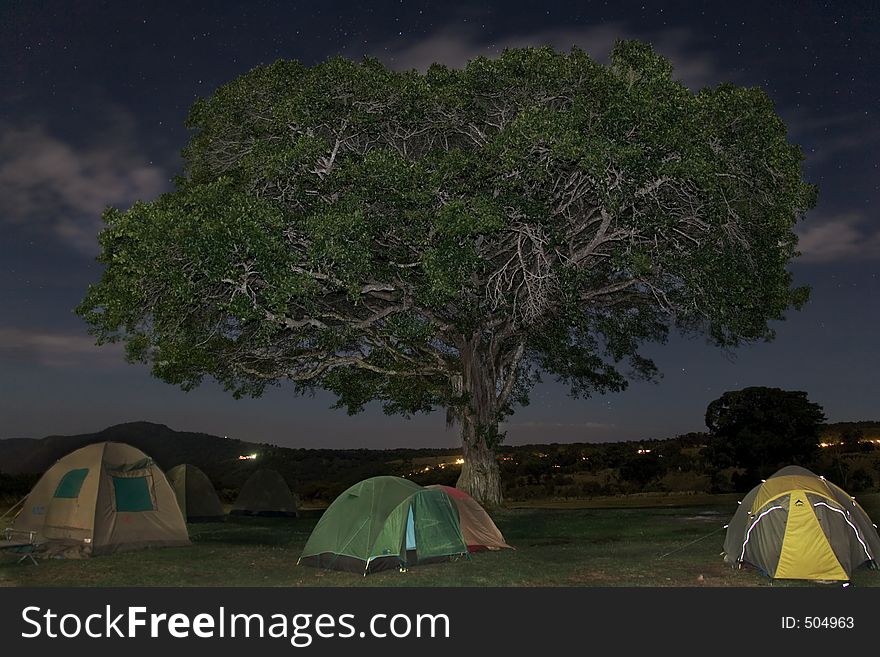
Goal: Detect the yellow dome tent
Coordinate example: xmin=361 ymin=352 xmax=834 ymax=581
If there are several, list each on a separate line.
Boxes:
xmin=723 ymin=466 xmax=880 ymax=581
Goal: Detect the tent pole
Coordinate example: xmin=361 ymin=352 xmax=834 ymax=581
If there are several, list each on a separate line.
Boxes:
xmin=0 ymin=495 xmax=28 ymax=525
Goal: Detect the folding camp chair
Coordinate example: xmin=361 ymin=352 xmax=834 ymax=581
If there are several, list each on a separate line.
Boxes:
xmin=0 ymin=528 xmax=39 ymax=565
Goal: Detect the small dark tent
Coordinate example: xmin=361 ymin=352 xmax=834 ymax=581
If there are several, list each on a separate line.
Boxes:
xmin=167 ymin=464 xmax=225 ymax=522
xmin=231 ymin=469 xmax=298 ymax=517
xmin=723 ymin=466 xmax=880 ymax=581
xmin=299 ymin=476 xmax=468 ymax=573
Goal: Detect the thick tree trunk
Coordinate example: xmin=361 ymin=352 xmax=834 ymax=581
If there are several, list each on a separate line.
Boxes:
xmin=457 ymin=429 xmax=502 ymax=507
xmin=453 ymin=336 xmax=503 ymax=507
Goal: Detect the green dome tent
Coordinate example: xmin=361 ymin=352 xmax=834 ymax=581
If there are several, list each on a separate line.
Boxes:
xmin=231 ymin=469 xmax=298 ymax=517
xmin=723 ymin=466 xmax=880 ymax=581
xmin=299 ymin=476 xmax=468 ymax=574
xmin=167 ymin=464 xmax=225 ymax=522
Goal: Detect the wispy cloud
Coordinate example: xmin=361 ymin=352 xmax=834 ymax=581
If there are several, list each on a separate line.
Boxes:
xmin=375 ymin=23 xmax=724 ymax=90
xmin=0 ymin=109 xmax=168 ymax=253
xmin=785 ymin=109 xmax=880 ymax=165
xmin=0 ymin=327 xmax=123 ymax=368
xmin=797 ymin=213 xmax=880 ymax=263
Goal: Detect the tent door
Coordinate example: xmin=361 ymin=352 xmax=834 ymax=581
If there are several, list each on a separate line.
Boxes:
xmin=405 ymin=506 xmax=416 ymax=551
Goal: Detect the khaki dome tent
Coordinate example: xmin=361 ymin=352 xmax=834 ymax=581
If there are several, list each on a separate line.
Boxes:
xmin=723 ymin=466 xmax=880 ymax=581
xmin=231 ymin=469 xmax=298 ymax=517
xmin=299 ymin=476 xmax=468 ymax=574
xmin=167 ymin=464 xmax=225 ymax=522
xmin=427 ymin=485 xmax=512 ymax=552
xmin=12 ymin=442 xmax=190 ymax=557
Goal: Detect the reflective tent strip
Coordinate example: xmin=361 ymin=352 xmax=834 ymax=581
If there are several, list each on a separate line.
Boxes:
xmin=331 ymin=516 xmax=373 ymax=564
xmin=813 ymin=501 xmax=872 ymax=561
xmin=751 ymin=475 xmax=838 ymax=513
xmin=369 ymin=497 xmax=409 ymax=564
xmin=309 ymin=486 xmax=374 ymax=569
xmin=740 ymin=505 xmax=785 ymax=563
xmin=722 ymin=486 xmax=761 ymax=564
xmin=823 ymin=480 xmax=880 ymax=559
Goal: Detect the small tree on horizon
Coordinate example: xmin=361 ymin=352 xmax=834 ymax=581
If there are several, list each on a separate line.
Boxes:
xmin=703 ymin=386 xmax=826 ymax=489
xmin=77 ymin=42 xmax=815 ymax=505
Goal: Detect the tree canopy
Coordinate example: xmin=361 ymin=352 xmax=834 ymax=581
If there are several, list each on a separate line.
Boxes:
xmin=703 ymin=386 xmax=826 ymax=488
xmin=77 ymin=41 xmax=815 ymax=504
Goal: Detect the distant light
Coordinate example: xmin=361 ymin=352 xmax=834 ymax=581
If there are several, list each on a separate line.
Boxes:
xmin=454 ymin=458 xmax=464 ymax=465
xmin=637 ymin=448 xmax=652 ymax=455
xmin=239 ymin=453 xmax=258 ymax=460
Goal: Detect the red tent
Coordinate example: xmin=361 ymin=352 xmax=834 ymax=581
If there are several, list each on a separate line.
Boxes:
xmin=428 ymin=485 xmax=513 ymax=552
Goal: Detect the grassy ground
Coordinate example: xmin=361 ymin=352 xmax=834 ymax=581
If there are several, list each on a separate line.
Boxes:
xmin=506 ymin=491 xmax=742 ymax=509
xmin=2 ymin=494 xmax=879 ymax=587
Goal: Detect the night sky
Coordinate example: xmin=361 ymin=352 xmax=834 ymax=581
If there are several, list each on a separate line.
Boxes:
xmin=1 ymin=1 xmax=878 ymax=448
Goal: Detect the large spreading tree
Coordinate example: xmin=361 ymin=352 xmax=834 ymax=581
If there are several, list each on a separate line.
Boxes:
xmin=77 ymin=42 xmax=815 ymax=505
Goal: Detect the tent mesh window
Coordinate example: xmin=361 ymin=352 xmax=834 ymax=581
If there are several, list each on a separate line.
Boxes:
xmin=53 ymin=468 xmax=89 ymax=498
xmin=411 ymin=492 xmax=466 ymax=561
xmin=112 ymin=475 xmax=155 ymax=512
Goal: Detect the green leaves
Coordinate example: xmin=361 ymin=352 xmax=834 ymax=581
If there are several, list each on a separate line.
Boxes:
xmin=305 ymin=205 xmax=372 ymax=293
xmin=78 ymin=42 xmax=814 ymax=437
xmin=610 ymin=39 xmax=675 ymax=84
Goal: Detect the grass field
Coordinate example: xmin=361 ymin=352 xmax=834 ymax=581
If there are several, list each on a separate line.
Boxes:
xmin=3 ymin=494 xmax=879 ymax=587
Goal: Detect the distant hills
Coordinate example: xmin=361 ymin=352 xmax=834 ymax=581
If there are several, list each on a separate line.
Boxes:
xmin=0 ymin=422 xmax=261 ymax=477
xmin=1 ymin=420 xmax=877 ymax=503
xmin=0 ymin=421 xmax=460 ymax=501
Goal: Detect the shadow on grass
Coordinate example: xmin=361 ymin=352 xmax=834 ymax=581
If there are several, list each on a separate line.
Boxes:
xmin=189 ymin=516 xmax=316 ymax=547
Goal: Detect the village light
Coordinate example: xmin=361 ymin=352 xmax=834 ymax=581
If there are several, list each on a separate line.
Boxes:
xmin=238 ymin=453 xmax=258 ymax=461
xmin=454 ymin=458 xmax=464 ymax=465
